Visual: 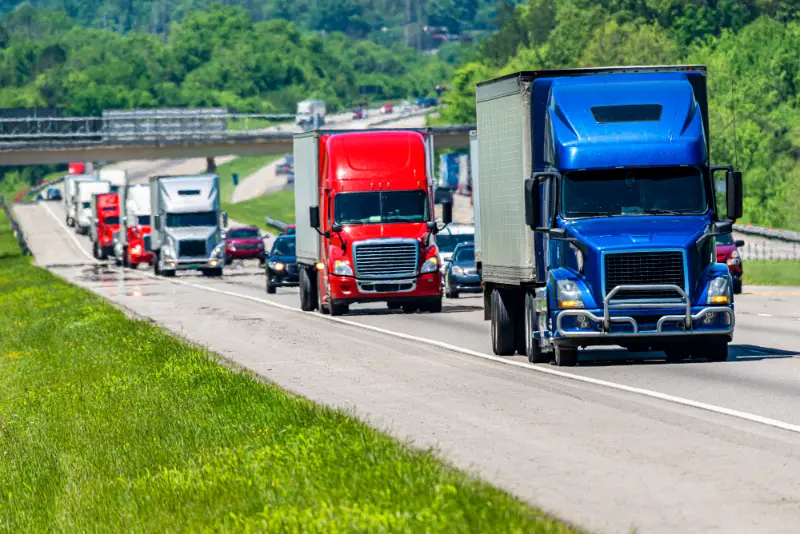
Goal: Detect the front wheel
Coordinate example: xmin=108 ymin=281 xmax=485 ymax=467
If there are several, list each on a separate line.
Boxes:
xmin=553 ymin=346 xmax=578 ymax=367
xmin=524 ymin=292 xmax=548 ymax=363
xmin=733 ymin=278 xmax=743 ymax=295
xmin=703 ymin=340 xmax=729 ymax=362
xmin=426 ymin=298 xmax=443 ymax=313
xmin=490 ymin=289 xmax=516 ymax=356
xmin=266 ymin=276 xmax=276 ymax=294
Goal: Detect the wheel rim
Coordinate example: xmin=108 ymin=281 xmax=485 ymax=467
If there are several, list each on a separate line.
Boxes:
xmin=525 ymin=295 xmax=533 ymax=356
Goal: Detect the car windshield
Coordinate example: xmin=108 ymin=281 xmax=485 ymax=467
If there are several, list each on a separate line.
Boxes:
xmin=271 ymin=238 xmax=296 ymax=256
xmin=284 ymin=227 xmax=296 ymax=235
xmin=334 ymin=191 xmax=428 ymax=225
xmin=166 ymin=211 xmax=217 ymax=227
xmin=437 ymin=233 xmax=474 ymax=254
xmin=453 ymin=246 xmax=475 ymax=264
xmin=104 ymin=216 xmax=120 ymax=225
xmin=228 ymin=228 xmax=260 ymax=239
xmin=136 ymin=215 xmax=151 ymax=226
xmin=561 ymin=167 xmax=708 ymax=218
xmin=716 ymin=233 xmax=733 ymax=245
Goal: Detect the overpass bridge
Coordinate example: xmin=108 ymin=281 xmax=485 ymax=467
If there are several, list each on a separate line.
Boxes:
xmin=0 ymin=110 xmax=474 ymax=166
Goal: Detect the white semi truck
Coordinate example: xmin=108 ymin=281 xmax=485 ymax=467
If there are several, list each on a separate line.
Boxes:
xmin=296 ymin=100 xmax=326 ymax=129
xmin=64 ymin=174 xmax=97 ymax=227
xmin=74 ymin=180 xmax=111 ymax=235
xmin=149 ymin=174 xmax=227 ymax=277
xmin=98 ymin=168 xmax=127 ymax=193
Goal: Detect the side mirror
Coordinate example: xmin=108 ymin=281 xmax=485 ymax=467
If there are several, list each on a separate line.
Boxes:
xmin=331 ymin=224 xmax=343 ymax=234
xmin=526 ymin=172 xmax=560 ymax=231
xmin=222 ymin=212 xmax=228 ymax=227
xmin=727 ymin=170 xmax=743 ymax=220
xmin=735 ymin=240 xmax=745 ymax=247
xmin=441 ymin=200 xmax=453 ymax=225
xmin=309 ymin=206 xmax=320 ymax=229
xmin=713 ymin=220 xmax=733 ymax=234
xmin=426 ymin=220 xmax=438 ymax=233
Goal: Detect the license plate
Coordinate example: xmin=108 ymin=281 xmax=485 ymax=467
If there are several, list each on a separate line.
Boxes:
xmin=189 ymin=265 xmax=198 ymax=270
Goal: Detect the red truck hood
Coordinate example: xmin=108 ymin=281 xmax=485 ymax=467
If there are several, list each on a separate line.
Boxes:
xmin=340 ymin=222 xmax=428 ymax=242
xmin=716 ymin=244 xmax=735 ymax=262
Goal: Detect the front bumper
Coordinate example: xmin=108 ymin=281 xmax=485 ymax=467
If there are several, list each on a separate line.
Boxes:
xmin=329 ymin=272 xmax=441 ymax=303
xmin=553 ymin=284 xmax=734 ymax=342
xmin=130 ymin=251 xmax=154 ymax=265
xmin=227 ymin=249 xmax=266 ymax=260
xmin=267 ymin=267 xmax=299 ymax=286
xmin=449 ymin=274 xmax=482 ymax=293
xmin=162 ymin=257 xmax=224 ymax=271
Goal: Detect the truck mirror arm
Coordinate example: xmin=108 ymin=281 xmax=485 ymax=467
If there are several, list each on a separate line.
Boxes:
xmin=695 ymin=220 xmax=734 ymax=254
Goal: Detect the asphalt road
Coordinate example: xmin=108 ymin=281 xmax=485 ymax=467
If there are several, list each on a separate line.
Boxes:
xmin=13 ymin=198 xmax=800 ymax=534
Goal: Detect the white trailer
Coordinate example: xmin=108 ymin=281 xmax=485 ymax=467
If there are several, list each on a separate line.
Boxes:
xmin=296 ymin=100 xmax=326 ymax=128
xmin=64 ymin=174 xmax=97 ymax=227
xmin=149 ymin=174 xmax=226 ymax=277
xmin=469 ymin=130 xmax=481 ymax=263
xmin=74 ymin=181 xmax=110 ymax=235
xmin=98 ymin=169 xmax=127 ymax=193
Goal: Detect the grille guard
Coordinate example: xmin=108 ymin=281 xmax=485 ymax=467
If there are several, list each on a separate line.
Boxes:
xmin=556 ymin=284 xmax=734 ymax=338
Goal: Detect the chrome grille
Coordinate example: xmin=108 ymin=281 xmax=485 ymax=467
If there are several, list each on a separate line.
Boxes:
xmin=179 ymin=239 xmax=206 ymax=258
xmin=143 ymin=234 xmax=151 ymax=252
xmin=604 ymin=251 xmax=685 ymax=300
xmin=353 ymin=239 xmax=419 ymax=279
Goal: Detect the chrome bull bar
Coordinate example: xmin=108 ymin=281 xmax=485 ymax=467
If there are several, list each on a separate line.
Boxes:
xmin=555 ymin=284 xmax=735 ymax=338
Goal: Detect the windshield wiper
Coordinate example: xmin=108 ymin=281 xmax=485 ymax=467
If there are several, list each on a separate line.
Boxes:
xmin=641 ymin=208 xmax=684 ymax=215
xmin=384 ymin=216 xmax=422 ymax=222
xmin=566 ymin=211 xmax=618 ymax=218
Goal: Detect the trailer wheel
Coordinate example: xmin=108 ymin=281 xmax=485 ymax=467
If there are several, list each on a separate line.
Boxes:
xmin=553 ymin=346 xmax=578 ymax=367
xmin=299 ymin=269 xmax=315 ymax=311
xmin=490 ymin=289 xmax=516 ymax=356
xmin=524 ymin=292 xmax=547 ymax=363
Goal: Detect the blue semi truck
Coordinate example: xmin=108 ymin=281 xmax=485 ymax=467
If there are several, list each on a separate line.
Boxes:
xmin=473 ymin=66 xmax=743 ymax=366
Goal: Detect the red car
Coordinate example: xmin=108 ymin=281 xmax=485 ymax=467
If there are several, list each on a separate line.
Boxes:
xmin=225 ymin=226 xmax=266 ymax=265
xmin=283 ymin=224 xmax=296 ymax=236
xmin=716 ymin=233 xmax=744 ymax=294
xmin=381 ymin=103 xmax=393 ymax=114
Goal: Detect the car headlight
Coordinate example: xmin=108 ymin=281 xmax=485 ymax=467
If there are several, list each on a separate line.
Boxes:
xmin=211 ymin=243 xmax=225 ymax=258
xmin=557 ymin=279 xmax=584 ymax=309
xmin=452 ymin=265 xmax=464 ymax=276
xmin=228 ymin=244 xmax=236 ymax=252
xmin=707 ymin=276 xmax=730 ymax=304
xmin=269 ymin=261 xmax=285 ymax=271
xmin=726 ymin=249 xmax=741 ymax=266
xmin=332 ymin=259 xmax=353 ymax=276
xmin=420 ymin=257 xmax=439 ymax=274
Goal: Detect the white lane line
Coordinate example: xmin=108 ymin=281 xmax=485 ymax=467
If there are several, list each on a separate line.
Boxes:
xmin=756 ymin=313 xmax=774 ymax=317
xmin=41 ymin=201 xmax=98 ymax=263
xmin=40 ymin=206 xmax=800 ymax=436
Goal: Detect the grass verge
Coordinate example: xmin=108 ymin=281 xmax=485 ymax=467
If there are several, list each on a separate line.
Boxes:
xmin=216 ymin=155 xmax=281 ymax=203
xmin=225 ymin=189 xmax=295 ymax=234
xmin=0 ymin=217 xmax=572 ymax=533
xmin=743 ymin=260 xmax=800 ymax=287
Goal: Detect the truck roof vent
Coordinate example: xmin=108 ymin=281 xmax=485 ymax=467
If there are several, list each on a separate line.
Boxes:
xmin=591 ymin=104 xmax=662 ymax=124
xmin=177 ymin=189 xmax=201 ymax=196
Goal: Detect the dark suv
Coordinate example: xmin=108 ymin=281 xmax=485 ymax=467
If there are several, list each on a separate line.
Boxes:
xmin=266 ymin=235 xmax=298 ymax=294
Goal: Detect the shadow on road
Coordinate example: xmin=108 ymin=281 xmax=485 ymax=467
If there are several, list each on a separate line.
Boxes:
xmin=576 ymin=343 xmax=797 ymax=367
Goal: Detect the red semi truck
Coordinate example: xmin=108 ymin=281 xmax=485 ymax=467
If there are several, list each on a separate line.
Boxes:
xmin=90 ymin=192 xmax=120 ymax=260
xmin=293 ymin=129 xmax=451 ymax=315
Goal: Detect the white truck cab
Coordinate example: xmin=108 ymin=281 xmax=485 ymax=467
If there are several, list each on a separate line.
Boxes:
xmin=74 ymin=180 xmax=111 ymax=235
xmin=64 ymin=174 xmax=97 ymax=227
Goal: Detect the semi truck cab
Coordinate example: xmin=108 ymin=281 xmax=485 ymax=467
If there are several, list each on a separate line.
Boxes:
xmin=474 ymin=66 xmax=743 ymax=366
xmin=294 ymin=129 xmax=449 ymax=315
xmin=74 ymin=180 xmax=111 ymax=235
xmin=114 ymin=183 xmax=154 ymax=268
xmin=90 ymin=192 xmax=120 ymax=260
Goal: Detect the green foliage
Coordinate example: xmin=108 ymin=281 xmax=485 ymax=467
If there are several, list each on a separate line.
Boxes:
xmin=743 ymin=260 xmax=800 ymax=287
xmin=0 ymin=216 xmax=572 ymax=532
xmin=225 ymin=189 xmax=296 ymax=234
xmin=440 ymin=1 xmax=800 ymax=230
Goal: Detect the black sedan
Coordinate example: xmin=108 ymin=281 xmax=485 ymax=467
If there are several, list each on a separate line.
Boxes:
xmin=443 ymin=242 xmax=482 ymax=298
xmin=265 ymin=235 xmax=299 ymax=294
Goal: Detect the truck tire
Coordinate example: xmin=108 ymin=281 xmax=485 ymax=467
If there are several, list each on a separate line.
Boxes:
xmin=330 ymin=302 xmax=348 ymax=316
xmin=703 ymin=340 xmax=729 ymax=362
xmin=128 ymin=262 xmax=139 ymax=270
xmin=445 ymin=279 xmax=458 ymax=299
xmin=299 ymin=269 xmax=314 ymax=311
xmin=427 ymin=297 xmax=443 ymax=313
xmin=153 ymin=252 xmax=160 ymax=275
xmin=387 ymin=302 xmax=401 ymax=310
xmin=266 ymin=276 xmax=276 ymax=294
xmin=554 ymin=346 xmax=578 ymax=367
xmin=524 ymin=292 xmax=548 ymax=363
xmin=490 ymin=289 xmax=516 ymax=356
xmin=665 ymin=345 xmax=690 ymax=363
xmin=202 ymin=268 xmax=223 ymax=277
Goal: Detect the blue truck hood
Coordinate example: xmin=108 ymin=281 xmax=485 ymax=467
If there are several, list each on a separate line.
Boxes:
xmin=548 ymin=73 xmax=707 ymax=170
xmin=565 ymin=215 xmax=709 ymax=252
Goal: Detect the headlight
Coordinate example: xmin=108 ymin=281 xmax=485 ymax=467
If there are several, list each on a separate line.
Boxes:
xmin=707 ymin=276 xmax=730 ymax=304
xmin=228 ymin=244 xmax=236 ymax=251
xmin=452 ymin=265 xmax=464 ymax=276
xmin=269 ymin=261 xmax=285 ymax=271
xmin=332 ymin=259 xmax=353 ymax=276
xmin=420 ymin=257 xmax=439 ymax=274
xmin=211 ymin=244 xmax=225 ymax=258
xmin=162 ymin=246 xmax=175 ymax=260
xmin=131 ymin=245 xmax=142 ymax=255
xmin=557 ymin=279 xmax=584 ymax=309
xmin=726 ymin=249 xmax=741 ymax=266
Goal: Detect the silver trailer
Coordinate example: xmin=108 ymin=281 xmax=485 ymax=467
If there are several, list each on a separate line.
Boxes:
xmin=64 ymin=174 xmax=97 ymax=227
xmin=469 ymin=130 xmax=481 ymax=263
xmin=74 ymin=180 xmax=110 ymax=235
xmin=149 ymin=174 xmax=227 ymax=277
xmin=97 ymin=168 xmax=127 ymax=193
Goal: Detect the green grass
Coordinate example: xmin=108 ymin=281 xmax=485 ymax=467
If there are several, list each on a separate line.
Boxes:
xmin=216 ymin=155 xmax=282 ymax=203
xmin=0 ymin=217 xmax=572 ymax=533
xmin=225 ymin=189 xmax=296 ymax=234
xmin=743 ymin=260 xmax=800 ymax=287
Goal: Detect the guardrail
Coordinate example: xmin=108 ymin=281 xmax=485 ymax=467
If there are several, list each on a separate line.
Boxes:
xmin=1 ymin=194 xmax=32 ymax=255
xmin=734 ymin=223 xmax=800 ymax=244
xmin=264 ymin=216 xmax=290 ymax=232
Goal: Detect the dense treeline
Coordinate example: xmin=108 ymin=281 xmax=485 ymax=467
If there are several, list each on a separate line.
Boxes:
xmin=0 ymin=0 xmax=510 ymax=45
xmin=440 ymin=0 xmax=800 ymax=230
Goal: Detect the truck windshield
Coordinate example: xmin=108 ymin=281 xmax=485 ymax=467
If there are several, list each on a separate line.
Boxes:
xmin=82 ymin=202 xmax=90 ymax=208
xmin=104 ymin=216 xmax=120 ymax=225
xmin=137 ymin=215 xmax=151 ymax=225
xmin=334 ymin=191 xmax=428 ymax=225
xmin=166 ymin=212 xmax=217 ymax=227
xmin=561 ymin=167 xmax=707 ymax=218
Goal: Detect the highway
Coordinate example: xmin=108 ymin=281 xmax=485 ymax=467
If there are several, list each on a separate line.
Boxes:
xmin=13 ymin=192 xmax=800 ymax=533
